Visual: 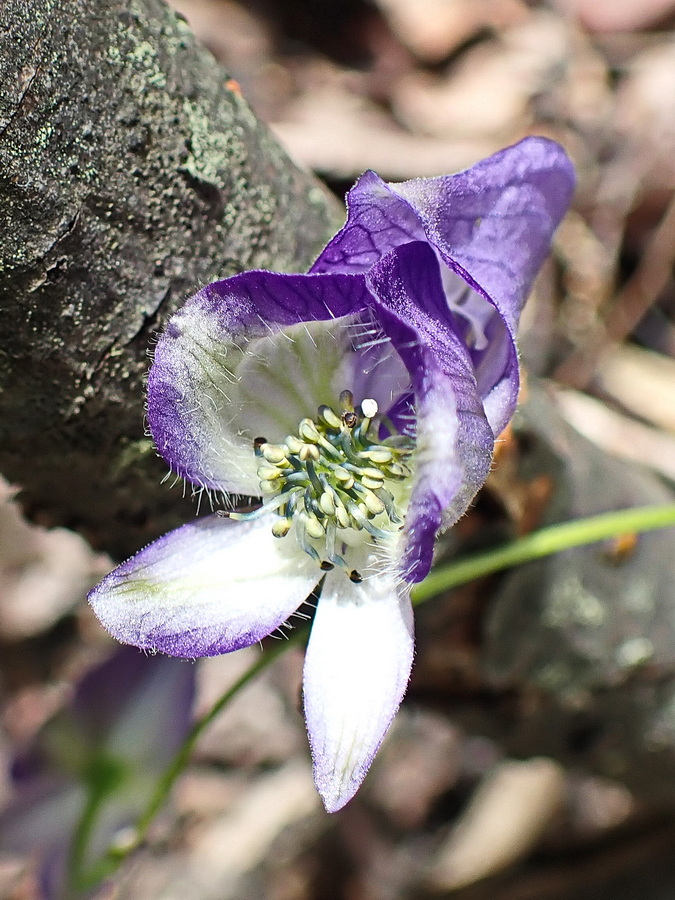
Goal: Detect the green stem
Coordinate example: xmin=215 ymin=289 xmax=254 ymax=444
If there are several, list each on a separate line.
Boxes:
xmin=411 ymin=503 xmax=675 ymax=605
xmin=104 ymin=502 xmax=675 ymax=871
xmin=67 ymin=787 xmax=106 ymax=895
xmin=131 ymin=625 xmax=310 ymax=844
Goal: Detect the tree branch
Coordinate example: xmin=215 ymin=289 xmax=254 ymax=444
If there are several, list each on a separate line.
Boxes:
xmin=0 ymin=0 xmax=342 ymax=558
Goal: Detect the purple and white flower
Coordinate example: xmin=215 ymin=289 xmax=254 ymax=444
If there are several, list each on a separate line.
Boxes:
xmin=89 ymin=137 xmax=575 ymax=812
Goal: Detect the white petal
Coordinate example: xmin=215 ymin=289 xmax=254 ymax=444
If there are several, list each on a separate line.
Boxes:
xmin=303 ymin=565 xmax=414 ymax=812
xmin=236 ymin=319 xmax=353 ymax=440
xmin=151 ymin=303 xmax=410 ymax=495
xmin=89 ymin=514 xmax=320 ymax=658
xmin=237 ymin=319 xmax=409 ymax=440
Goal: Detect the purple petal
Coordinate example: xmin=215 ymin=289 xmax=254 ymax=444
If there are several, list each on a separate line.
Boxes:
xmin=314 ymin=137 xmax=575 ymax=436
xmin=72 ymin=647 xmax=196 ymax=766
xmin=311 ymin=169 xmax=426 ymax=274
xmin=366 ymin=241 xmax=494 ymax=582
xmin=88 ymin=515 xmax=320 ymax=658
xmin=304 ymin=566 xmax=414 ymax=812
xmin=149 ymin=271 xmax=406 ymax=493
xmin=73 ymin=646 xmax=193 ymax=754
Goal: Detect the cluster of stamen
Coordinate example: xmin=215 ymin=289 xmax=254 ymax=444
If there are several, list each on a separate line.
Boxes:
xmin=234 ymin=390 xmax=413 ymax=582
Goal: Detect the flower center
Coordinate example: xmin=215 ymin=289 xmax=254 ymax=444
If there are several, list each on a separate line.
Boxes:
xmin=239 ymin=390 xmax=414 ymax=581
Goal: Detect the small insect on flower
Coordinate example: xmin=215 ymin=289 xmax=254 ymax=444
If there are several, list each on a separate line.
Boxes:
xmin=89 ymin=137 xmax=575 ymax=812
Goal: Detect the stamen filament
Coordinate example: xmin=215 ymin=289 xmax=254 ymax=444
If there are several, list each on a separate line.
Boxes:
xmin=250 ymin=390 xmax=414 ymax=573
xmin=305 ymin=459 xmax=324 ymax=495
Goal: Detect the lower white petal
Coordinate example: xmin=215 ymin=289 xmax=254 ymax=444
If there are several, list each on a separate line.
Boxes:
xmin=303 ymin=564 xmax=414 ymax=812
xmin=89 ymin=514 xmax=320 ymax=658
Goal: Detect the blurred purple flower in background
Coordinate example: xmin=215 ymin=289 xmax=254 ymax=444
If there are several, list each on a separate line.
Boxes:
xmin=89 ymin=137 xmax=575 ymax=812
xmin=0 ymin=647 xmax=195 ymax=898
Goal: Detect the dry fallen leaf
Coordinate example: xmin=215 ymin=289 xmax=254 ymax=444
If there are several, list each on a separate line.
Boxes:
xmin=594 ymin=344 xmax=675 ymax=433
xmin=270 ymin=63 xmax=502 ymax=180
xmin=393 ymin=12 xmax=570 ymax=139
xmin=0 ymin=478 xmax=110 ymax=639
xmin=426 ymin=758 xmax=567 ymax=891
xmin=556 ymin=0 xmax=675 ymax=33
xmin=372 ymin=0 xmax=529 ymax=64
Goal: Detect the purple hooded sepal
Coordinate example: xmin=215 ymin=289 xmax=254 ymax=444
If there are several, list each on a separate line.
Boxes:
xmin=365 ymin=241 xmax=494 ymax=581
xmin=314 ymin=137 xmax=575 ymax=326
xmin=313 ymin=136 xmax=576 ymax=437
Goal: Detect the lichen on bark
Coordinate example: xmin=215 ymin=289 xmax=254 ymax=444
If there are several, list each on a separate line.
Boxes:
xmin=0 ymin=0 xmax=343 ymax=558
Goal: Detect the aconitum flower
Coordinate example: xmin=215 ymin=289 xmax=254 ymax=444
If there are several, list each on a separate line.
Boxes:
xmin=89 ymin=137 xmax=575 ymax=812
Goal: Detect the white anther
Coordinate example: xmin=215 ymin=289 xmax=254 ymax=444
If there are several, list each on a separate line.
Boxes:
xmin=285 ymin=435 xmax=303 ymax=454
xmin=259 ymin=480 xmax=279 ymax=494
xmin=319 ymin=491 xmax=336 ymax=516
xmin=319 ymin=405 xmax=342 ymax=429
xmin=387 ymin=462 xmax=410 ymax=478
xmin=360 ymin=467 xmax=385 ymax=481
xmin=299 ymin=443 xmax=320 ymax=462
xmin=305 ymin=515 xmax=325 ymax=540
xmin=360 ymin=447 xmax=393 ymax=464
xmin=363 ymin=492 xmax=385 ymax=516
xmin=257 ymin=464 xmax=283 ymax=481
xmin=335 ymin=503 xmax=351 ymax=529
xmin=262 ymin=445 xmax=287 ymax=464
xmin=361 ymin=398 xmax=378 ymax=418
xmin=333 ymin=470 xmax=355 ymax=490
xmin=299 ymin=419 xmax=321 ymax=443
xmin=333 ymin=466 xmax=352 ymax=483
xmin=272 ymin=519 xmax=292 ymax=538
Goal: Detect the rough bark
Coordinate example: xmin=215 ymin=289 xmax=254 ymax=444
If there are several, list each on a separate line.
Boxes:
xmin=0 ymin=0 xmax=342 ymax=558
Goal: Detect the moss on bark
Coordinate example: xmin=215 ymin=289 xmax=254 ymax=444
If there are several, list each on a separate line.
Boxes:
xmin=0 ymin=0 xmax=342 ymax=557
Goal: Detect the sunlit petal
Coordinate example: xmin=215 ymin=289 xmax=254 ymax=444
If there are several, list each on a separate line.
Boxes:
xmin=89 ymin=515 xmax=320 ymax=658
xmin=367 ymin=241 xmax=493 ymax=581
xmin=304 ymin=565 xmax=414 ymax=812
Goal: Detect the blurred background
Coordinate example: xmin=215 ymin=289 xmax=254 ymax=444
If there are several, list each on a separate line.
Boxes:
xmin=3 ymin=0 xmax=675 ymax=897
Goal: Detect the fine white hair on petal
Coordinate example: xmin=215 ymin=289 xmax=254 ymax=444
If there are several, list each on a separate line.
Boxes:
xmin=89 ymin=514 xmax=321 ymax=658
xmin=152 ymin=295 xmax=415 ymax=496
xmin=303 ymin=559 xmax=414 ymax=812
